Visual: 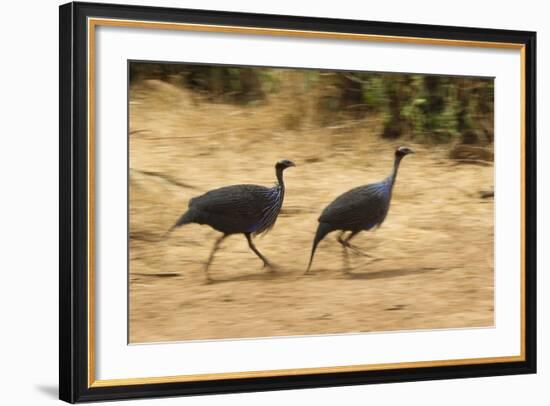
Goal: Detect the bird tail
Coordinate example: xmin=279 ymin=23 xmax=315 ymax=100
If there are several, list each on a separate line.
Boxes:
xmin=305 ymin=222 xmax=332 ymax=274
xmin=163 ymin=210 xmax=195 ymax=239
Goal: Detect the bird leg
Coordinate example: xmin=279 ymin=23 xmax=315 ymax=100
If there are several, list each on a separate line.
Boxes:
xmin=337 ymin=231 xmax=352 ymax=273
xmin=344 ymin=232 xmax=383 ymax=264
xmin=336 ymin=231 xmax=348 ymax=248
xmin=342 ymin=231 xmax=376 ymax=258
xmin=337 ymin=231 xmax=362 ymax=253
xmin=245 ymin=233 xmax=273 ymax=270
xmin=347 ymin=245 xmax=373 ymax=257
xmin=203 ymin=234 xmax=227 ymax=282
xmin=342 ymin=242 xmax=351 ymax=274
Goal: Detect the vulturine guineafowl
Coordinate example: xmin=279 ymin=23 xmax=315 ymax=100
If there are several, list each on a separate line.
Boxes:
xmin=170 ymin=160 xmax=295 ymax=281
xmin=305 ymin=146 xmax=414 ymax=274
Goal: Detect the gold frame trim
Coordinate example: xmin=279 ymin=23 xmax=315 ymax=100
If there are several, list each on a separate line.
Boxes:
xmin=87 ymin=17 xmax=527 ymax=388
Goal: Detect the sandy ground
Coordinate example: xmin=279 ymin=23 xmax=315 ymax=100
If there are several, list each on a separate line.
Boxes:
xmin=128 ymin=80 xmax=494 ymax=343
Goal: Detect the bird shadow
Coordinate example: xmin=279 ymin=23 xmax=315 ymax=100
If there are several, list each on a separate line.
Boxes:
xmin=345 ymin=267 xmax=438 ymax=280
xmin=211 ymin=270 xmax=288 ymax=284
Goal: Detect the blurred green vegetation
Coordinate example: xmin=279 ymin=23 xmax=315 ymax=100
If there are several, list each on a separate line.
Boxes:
xmin=130 ymin=63 xmax=493 ymax=144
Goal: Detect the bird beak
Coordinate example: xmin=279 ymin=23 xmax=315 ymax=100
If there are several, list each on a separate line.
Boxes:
xmin=408 ymin=149 xmax=415 ymax=154
xmin=289 ymin=162 xmax=296 ymax=167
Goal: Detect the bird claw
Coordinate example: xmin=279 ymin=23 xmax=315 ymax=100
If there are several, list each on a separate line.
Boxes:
xmin=348 ymin=245 xmax=374 ymax=258
xmin=264 ymin=262 xmax=276 ymax=272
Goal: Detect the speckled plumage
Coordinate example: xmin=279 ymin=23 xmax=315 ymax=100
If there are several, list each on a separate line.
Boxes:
xmin=170 ymin=160 xmax=295 ymax=280
xmin=179 ymin=183 xmax=284 ymax=236
xmin=318 ymin=180 xmax=392 ymax=232
xmin=306 ymin=147 xmax=414 ymax=274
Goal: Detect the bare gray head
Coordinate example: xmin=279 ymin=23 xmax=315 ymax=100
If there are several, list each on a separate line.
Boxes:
xmin=389 ymin=146 xmax=414 ymax=184
xmin=395 ymin=146 xmax=415 ymax=159
xmin=275 ymin=159 xmax=296 ymax=185
xmin=275 ymin=159 xmax=296 ymax=171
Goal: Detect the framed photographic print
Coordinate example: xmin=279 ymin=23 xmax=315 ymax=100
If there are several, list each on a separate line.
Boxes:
xmin=59 ymin=1 xmax=536 ymax=403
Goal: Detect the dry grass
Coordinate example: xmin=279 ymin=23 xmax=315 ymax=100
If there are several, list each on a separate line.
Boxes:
xmin=128 ymin=80 xmax=494 ymax=343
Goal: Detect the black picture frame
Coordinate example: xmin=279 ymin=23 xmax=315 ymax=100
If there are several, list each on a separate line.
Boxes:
xmin=60 ymin=1 xmax=536 ymax=403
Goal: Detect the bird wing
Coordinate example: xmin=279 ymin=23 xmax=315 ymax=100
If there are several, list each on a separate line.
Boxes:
xmin=319 ymin=183 xmax=390 ymax=230
xmin=189 ymin=184 xmax=272 ymax=220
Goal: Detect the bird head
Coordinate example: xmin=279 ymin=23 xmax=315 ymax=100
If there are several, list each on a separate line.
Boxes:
xmin=275 ymin=159 xmax=296 ymax=171
xmin=395 ymin=146 xmax=414 ymax=158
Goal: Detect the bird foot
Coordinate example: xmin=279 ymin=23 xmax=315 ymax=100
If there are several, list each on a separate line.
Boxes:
xmin=338 ymin=238 xmax=369 ymax=256
xmin=342 ymin=267 xmax=353 ymax=275
xmin=348 ymin=245 xmax=374 ymax=258
xmin=264 ymin=262 xmax=277 ymax=272
xmin=369 ymin=256 xmax=383 ymax=261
